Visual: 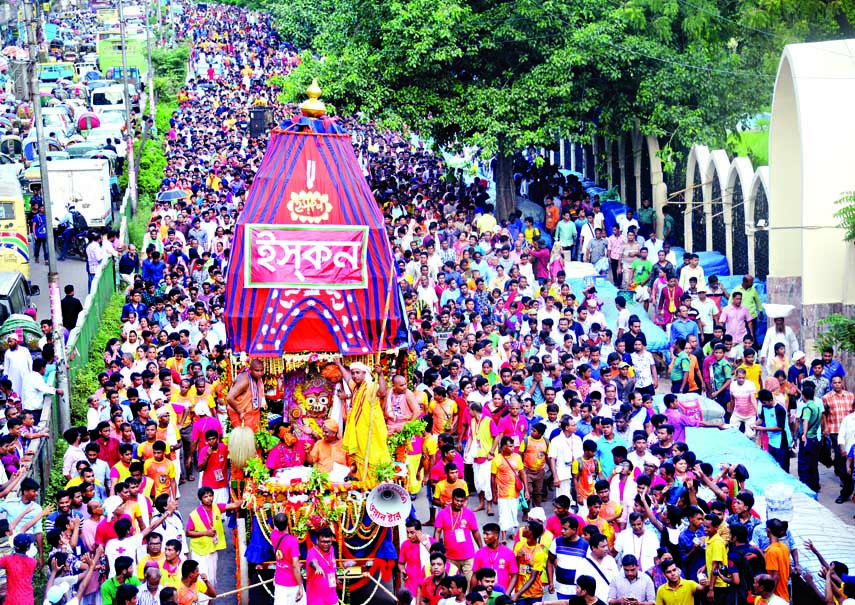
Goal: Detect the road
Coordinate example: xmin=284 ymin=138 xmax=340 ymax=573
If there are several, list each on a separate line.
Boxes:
xmin=28 ymin=253 xmax=91 ymax=326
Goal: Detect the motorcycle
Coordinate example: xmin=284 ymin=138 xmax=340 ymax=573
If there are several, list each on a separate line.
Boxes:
xmin=53 ymin=226 xmax=90 ymax=260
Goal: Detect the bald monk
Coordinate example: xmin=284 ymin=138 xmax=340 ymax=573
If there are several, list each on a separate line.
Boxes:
xmin=337 ymin=360 xmax=392 ymax=480
xmin=226 ymin=359 xmax=265 ymax=432
xmin=385 ymin=375 xmax=421 ymax=433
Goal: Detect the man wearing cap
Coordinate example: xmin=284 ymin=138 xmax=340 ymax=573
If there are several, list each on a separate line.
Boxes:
xmin=0 ymin=533 xmax=36 ymax=603
xmin=4 ymin=333 xmax=31 ymax=397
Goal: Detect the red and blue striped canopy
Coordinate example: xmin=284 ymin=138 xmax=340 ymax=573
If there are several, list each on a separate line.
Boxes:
xmin=225 ymin=117 xmax=406 ymax=356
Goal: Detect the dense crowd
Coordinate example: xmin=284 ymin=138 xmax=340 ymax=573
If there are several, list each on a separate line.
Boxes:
xmin=2 ymin=2 xmax=855 ymax=605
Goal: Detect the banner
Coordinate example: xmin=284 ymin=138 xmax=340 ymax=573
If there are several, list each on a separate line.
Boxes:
xmin=246 ymin=224 xmax=368 ymax=289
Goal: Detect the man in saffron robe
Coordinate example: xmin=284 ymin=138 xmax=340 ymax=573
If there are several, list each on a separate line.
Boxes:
xmin=225 ymin=359 xmax=265 ymax=431
xmin=338 ymin=360 xmax=391 ymax=480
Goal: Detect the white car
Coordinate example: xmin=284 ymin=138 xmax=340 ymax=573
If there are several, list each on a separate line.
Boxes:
xmin=86 ymin=127 xmax=126 ymax=158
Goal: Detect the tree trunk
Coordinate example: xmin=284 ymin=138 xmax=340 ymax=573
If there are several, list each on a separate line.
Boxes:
xmin=494 ymin=135 xmax=515 ymax=221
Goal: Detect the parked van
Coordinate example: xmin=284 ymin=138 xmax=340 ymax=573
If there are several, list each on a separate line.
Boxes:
xmin=0 ymin=173 xmax=30 ymax=278
xmin=91 ymin=84 xmax=127 ymax=116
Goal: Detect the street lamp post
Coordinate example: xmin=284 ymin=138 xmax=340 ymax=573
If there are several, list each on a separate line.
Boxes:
xmin=24 ymin=0 xmax=71 ymax=432
xmin=116 ymin=0 xmax=137 ymax=211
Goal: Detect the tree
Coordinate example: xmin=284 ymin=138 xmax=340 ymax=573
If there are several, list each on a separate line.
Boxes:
xmin=260 ymin=0 xmax=854 ymax=218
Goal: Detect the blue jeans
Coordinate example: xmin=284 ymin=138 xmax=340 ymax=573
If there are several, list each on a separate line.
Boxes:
xmin=87 ymin=271 xmax=94 ymax=291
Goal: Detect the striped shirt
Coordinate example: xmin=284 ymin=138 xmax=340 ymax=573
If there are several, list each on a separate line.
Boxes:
xmin=548 ymin=536 xmax=589 ymax=595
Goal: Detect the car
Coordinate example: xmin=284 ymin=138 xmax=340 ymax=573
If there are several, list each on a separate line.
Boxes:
xmin=86 ymin=79 xmax=114 ymax=91
xmin=98 ymin=110 xmax=127 ymax=129
xmin=86 ymin=127 xmax=125 ymax=158
xmin=67 ymin=141 xmax=106 ymax=158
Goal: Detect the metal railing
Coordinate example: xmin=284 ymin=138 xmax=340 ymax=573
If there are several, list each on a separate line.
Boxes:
xmin=22 ymin=188 xmax=132 ymax=492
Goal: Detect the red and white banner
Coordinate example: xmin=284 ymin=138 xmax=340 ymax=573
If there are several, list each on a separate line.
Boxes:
xmin=246 ymin=225 xmax=368 ymax=289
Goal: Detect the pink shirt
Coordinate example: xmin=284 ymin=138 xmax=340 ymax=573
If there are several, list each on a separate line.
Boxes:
xmin=719 ymin=304 xmax=751 ymax=343
xmin=435 ymin=506 xmax=479 ymax=560
xmin=399 ymin=538 xmax=432 ymax=595
xmin=431 ymin=451 xmax=466 ymax=482
xmin=473 ymin=545 xmax=519 ymax=591
xmin=731 ymin=380 xmax=758 ymax=417
xmin=496 ymin=415 xmax=528 ymax=451
xmin=191 ymin=416 xmax=224 ymax=443
xmin=663 ymin=408 xmax=699 ymax=444
xmin=271 ymin=529 xmax=301 ymax=587
xmin=306 ymin=546 xmax=338 ymax=604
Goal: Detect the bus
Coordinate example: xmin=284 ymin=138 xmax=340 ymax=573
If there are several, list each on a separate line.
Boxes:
xmin=0 ymin=172 xmax=29 ymax=278
xmin=37 ymin=62 xmax=78 ymax=83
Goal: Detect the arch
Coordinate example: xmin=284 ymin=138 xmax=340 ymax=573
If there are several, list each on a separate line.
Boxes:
xmin=702 ymin=149 xmax=730 ymax=254
xmin=724 ymin=157 xmax=755 ymax=275
xmin=645 ymin=135 xmax=668 ymax=240
xmin=683 ymin=145 xmax=710 ymax=253
xmin=748 ymin=167 xmax=771 ymax=280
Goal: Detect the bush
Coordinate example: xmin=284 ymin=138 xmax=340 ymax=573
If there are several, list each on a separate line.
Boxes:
xmin=151 ymin=44 xmax=189 ymax=104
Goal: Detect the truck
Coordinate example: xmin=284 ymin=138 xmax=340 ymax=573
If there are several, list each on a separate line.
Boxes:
xmin=44 ymin=159 xmax=113 ymax=228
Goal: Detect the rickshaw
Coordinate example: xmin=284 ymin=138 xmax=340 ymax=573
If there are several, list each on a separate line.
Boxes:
xmin=0 ymin=135 xmax=22 ymax=158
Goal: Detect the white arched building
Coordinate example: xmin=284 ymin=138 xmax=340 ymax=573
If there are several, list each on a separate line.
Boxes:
xmin=768 ymin=39 xmax=855 ymax=346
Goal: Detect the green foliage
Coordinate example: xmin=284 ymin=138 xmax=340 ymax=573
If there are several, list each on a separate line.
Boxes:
xmin=129 ymin=193 xmax=154 ymax=250
xmin=244 ymin=457 xmax=270 ymax=484
xmin=373 ymin=461 xmax=396 ymax=483
xmin=69 ymin=293 xmax=127 ymax=424
xmin=137 ymin=138 xmax=167 ymax=198
xmin=255 ymin=428 xmax=279 ymax=453
xmin=247 ymin=0 xmax=854 ymax=217
xmin=834 ymin=192 xmax=855 ymax=243
xmin=47 ymin=440 xmax=69 ymax=503
xmin=156 ymin=101 xmax=178 ymax=136
xmin=387 ymin=418 xmax=427 ymax=459
xmin=151 ymin=44 xmax=189 ymax=104
xmin=816 ymin=314 xmax=855 ymax=355
xmin=307 ymin=466 xmax=330 ymax=493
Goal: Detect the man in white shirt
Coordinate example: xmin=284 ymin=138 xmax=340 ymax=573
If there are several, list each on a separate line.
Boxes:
xmin=678 ymin=254 xmax=706 ymax=292
xmin=691 ymin=287 xmax=719 ymax=342
xmin=548 ymin=418 xmax=583 ymax=498
xmin=617 ymin=209 xmax=640 ymax=235
xmin=614 ymin=512 xmax=659 ymax=572
xmin=22 ymin=358 xmax=62 ymax=424
xmin=3 ymin=334 xmax=31 ymax=397
xmin=579 ymin=532 xmax=618 ymax=602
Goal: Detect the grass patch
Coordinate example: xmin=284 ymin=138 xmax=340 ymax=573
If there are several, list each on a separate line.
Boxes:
xmin=97 ymin=37 xmax=149 ymax=73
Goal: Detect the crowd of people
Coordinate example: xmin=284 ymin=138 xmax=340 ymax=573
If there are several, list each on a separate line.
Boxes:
xmin=2 ymin=1 xmax=855 ymax=605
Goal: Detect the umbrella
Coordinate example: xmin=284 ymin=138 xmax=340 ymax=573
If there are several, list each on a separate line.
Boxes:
xmin=77 ymin=112 xmax=100 ymax=130
xmin=157 ymin=189 xmax=189 ymax=202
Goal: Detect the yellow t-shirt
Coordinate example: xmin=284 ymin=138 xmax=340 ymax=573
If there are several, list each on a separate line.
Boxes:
xmin=737 ymin=363 xmax=762 ymax=393
xmin=491 ymin=453 xmax=523 ymax=499
xmin=476 ymin=416 xmax=497 ymax=459
xmin=433 ymin=479 xmax=469 ymax=507
xmin=706 ymin=532 xmax=728 ymax=588
xmin=514 ymin=541 xmax=547 ymax=599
